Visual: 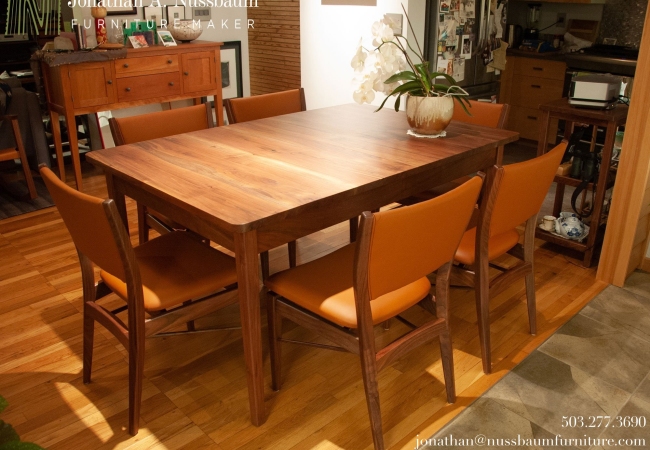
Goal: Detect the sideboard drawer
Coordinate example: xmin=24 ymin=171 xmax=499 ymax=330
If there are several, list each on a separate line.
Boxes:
xmin=117 ymin=73 xmax=181 ymax=101
xmin=511 ymin=76 xmax=565 ymax=109
xmin=115 ymin=55 xmax=179 ymax=77
xmin=514 ymin=58 xmax=566 ymax=81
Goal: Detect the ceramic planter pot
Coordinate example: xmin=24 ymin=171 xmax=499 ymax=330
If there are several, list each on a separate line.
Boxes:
xmin=405 ymin=94 xmax=454 ymax=136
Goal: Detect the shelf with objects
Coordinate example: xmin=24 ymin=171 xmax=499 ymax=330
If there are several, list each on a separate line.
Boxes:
xmin=536 ymin=97 xmax=627 ymax=267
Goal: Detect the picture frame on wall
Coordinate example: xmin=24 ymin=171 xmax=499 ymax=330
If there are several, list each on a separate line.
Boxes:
xmin=220 ymin=41 xmax=243 ymax=100
xmin=143 ymin=6 xmax=164 ymax=27
xmin=166 ymin=6 xmax=185 ymax=22
xmin=106 ymin=6 xmax=137 ymax=16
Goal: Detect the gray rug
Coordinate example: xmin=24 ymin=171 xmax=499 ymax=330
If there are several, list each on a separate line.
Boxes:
xmin=0 ymin=177 xmax=54 ymax=220
xmin=423 ymin=272 xmax=650 ymax=450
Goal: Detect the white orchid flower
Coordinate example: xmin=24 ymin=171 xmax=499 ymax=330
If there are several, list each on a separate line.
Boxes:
xmin=353 ymin=88 xmax=375 ymax=105
xmin=350 ymin=45 xmax=367 ymax=72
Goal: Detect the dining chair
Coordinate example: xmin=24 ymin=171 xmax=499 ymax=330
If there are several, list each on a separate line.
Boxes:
xmin=224 ymin=88 xmax=306 ymax=124
xmin=452 ymin=141 xmax=566 ymax=374
xmin=224 ymin=88 xmax=308 ymax=275
xmin=265 ymin=175 xmax=484 ymax=450
xmin=400 ymin=101 xmax=509 ymax=207
xmin=40 ymin=165 xmax=239 ymax=436
xmin=0 ymin=115 xmax=37 ymax=199
xmin=108 ymin=103 xmax=214 ymax=245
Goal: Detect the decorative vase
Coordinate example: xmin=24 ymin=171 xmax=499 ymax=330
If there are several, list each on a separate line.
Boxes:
xmin=169 ymin=19 xmax=203 ymax=42
xmin=91 ymin=7 xmax=108 ymax=46
xmin=405 ymin=94 xmax=454 ymax=136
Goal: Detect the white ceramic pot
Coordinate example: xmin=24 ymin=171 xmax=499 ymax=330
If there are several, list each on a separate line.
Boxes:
xmin=169 ymin=19 xmax=203 ymax=42
xmin=405 ymin=94 xmax=454 ymax=136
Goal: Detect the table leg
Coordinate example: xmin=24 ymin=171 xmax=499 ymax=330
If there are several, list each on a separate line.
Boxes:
xmin=64 ymin=110 xmax=83 ymax=191
xmin=105 ymin=173 xmax=129 ymax=232
xmin=235 ymin=229 xmax=266 ymax=426
xmin=49 ymin=110 xmax=65 ymax=181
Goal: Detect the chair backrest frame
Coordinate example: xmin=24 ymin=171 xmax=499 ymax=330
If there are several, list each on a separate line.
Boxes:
xmin=476 ymin=141 xmax=568 ymax=247
xmin=109 ymin=103 xmax=214 ymax=146
xmin=352 ymin=176 xmax=484 ymax=337
xmin=39 ymin=166 xmax=146 ymax=348
xmin=224 ymin=88 xmax=306 ymax=124
xmin=452 ymin=101 xmax=509 ymax=130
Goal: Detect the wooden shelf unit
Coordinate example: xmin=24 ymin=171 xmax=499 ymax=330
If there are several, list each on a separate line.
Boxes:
xmin=41 ymin=40 xmax=223 ymax=191
xmin=536 ymin=98 xmax=628 ymax=267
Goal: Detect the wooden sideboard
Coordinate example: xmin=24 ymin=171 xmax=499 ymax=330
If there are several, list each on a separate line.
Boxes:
xmin=499 ymin=55 xmax=566 ymax=142
xmin=41 ymin=40 xmax=223 ymax=190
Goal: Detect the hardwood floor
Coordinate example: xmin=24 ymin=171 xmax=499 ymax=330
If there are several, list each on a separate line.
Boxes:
xmin=0 ymin=163 xmax=605 ymax=450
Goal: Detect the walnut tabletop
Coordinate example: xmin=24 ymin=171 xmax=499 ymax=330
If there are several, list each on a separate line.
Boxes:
xmin=87 ymin=103 xmax=518 ymax=427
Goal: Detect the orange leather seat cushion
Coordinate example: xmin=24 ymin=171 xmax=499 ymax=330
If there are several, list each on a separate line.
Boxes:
xmin=454 ymin=227 xmax=520 ymax=266
xmin=101 ymin=232 xmax=237 ymax=312
xmin=265 ymin=244 xmax=431 ymax=329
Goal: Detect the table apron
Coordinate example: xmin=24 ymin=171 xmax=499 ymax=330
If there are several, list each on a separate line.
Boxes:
xmin=109 ymin=146 xmax=496 ymax=253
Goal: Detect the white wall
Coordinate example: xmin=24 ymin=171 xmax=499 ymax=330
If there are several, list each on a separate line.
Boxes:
xmin=300 ymin=0 xmax=410 ymax=110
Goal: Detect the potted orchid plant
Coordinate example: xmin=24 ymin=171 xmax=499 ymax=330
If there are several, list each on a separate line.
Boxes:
xmin=352 ymin=8 xmax=470 ymax=136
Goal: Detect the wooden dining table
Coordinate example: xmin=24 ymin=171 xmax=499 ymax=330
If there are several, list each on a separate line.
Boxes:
xmin=86 ymin=103 xmax=519 ymax=426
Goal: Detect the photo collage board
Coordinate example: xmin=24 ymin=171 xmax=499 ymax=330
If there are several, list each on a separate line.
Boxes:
xmin=436 ymin=0 xmax=476 ymax=81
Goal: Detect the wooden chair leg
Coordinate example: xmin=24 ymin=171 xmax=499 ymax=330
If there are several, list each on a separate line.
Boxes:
xmin=435 ymin=263 xmax=455 ymax=403
xmin=439 ymin=330 xmax=456 ymax=403
xmin=137 ymin=204 xmax=149 ymax=245
xmin=359 ymin=343 xmax=384 ymax=450
xmin=128 ymin=344 xmax=145 ymax=436
xmin=524 ymin=217 xmax=537 ymax=335
xmin=82 ymin=306 xmax=94 ymax=384
xmin=10 ymin=117 xmax=37 ymax=199
xmin=349 ymin=217 xmax=358 ymax=242
xmin=475 ymin=259 xmax=492 ymax=374
xmin=266 ymin=293 xmax=282 ymax=391
xmin=288 ymin=241 xmax=297 ymax=268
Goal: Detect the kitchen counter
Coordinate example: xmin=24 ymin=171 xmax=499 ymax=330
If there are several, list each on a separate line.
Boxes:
xmin=507 ymin=48 xmax=567 ymax=61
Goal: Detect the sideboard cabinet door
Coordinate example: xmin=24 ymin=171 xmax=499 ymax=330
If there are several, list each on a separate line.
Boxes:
xmin=181 ymin=51 xmax=218 ymax=94
xmin=69 ymin=62 xmax=116 ymax=109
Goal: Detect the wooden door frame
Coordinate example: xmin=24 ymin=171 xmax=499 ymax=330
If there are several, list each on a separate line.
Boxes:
xmin=597 ymin=5 xmax=650 ymax=286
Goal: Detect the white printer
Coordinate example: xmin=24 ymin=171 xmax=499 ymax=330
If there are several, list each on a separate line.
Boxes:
xmin=569 ymin=74 xmax=622 ymax=109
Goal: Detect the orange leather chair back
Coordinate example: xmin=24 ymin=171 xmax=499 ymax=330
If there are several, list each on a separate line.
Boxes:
xmin=40 ymin=167 xmax=127 ymax=280
xmin=489 ymin=142 xmax=566 ymax=237
xmin=452 ymin=100 xmax=509 ymax=129
xmin=225 ymin=88 xmax=306 ymax=124
xmin=109 ymin=104 xmax=213 ymax=145
xmin=363 ymin=176 xmax=483 ymax=300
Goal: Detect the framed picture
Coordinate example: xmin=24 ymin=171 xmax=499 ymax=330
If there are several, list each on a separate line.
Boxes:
xmin=166 ymin=6 xmax=185 ymax=22
xmin=220 ymin=41 xmax=243 ymax=100
xmin=158 ymin=30 xmax=177 ymax=46
xmin=143 ymin=6 xmax=164 ymax=27
xmin=106 ymin=6 xmax=137 ymax=16
xmin=461 ymin=35 xmax=472 ymax=59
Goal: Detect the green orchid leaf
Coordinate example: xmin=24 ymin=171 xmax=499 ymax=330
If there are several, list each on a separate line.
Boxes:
xmin=394 ymin=94 xmax=401 ymax=112
xmin=414 ymin=65 xmax=431 ymax=92
xmin=429 ymin=71 xmax=458 ymax=86
xmin=454 ymin=97 xmax=472 ymax=116
xmin=0 ymin=398 xmax=6 ymax=415
xmin=0 ymin=421 xmax=19 ymax=446
xmin=374 ymin=80 xmax=423 ymax=112
xmin=383 ymin=71 xmax=417 ymax=84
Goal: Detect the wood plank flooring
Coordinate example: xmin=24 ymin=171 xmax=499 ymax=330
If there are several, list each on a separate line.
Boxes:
xmin=0 ymin=163 xmax=604 ymax=450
